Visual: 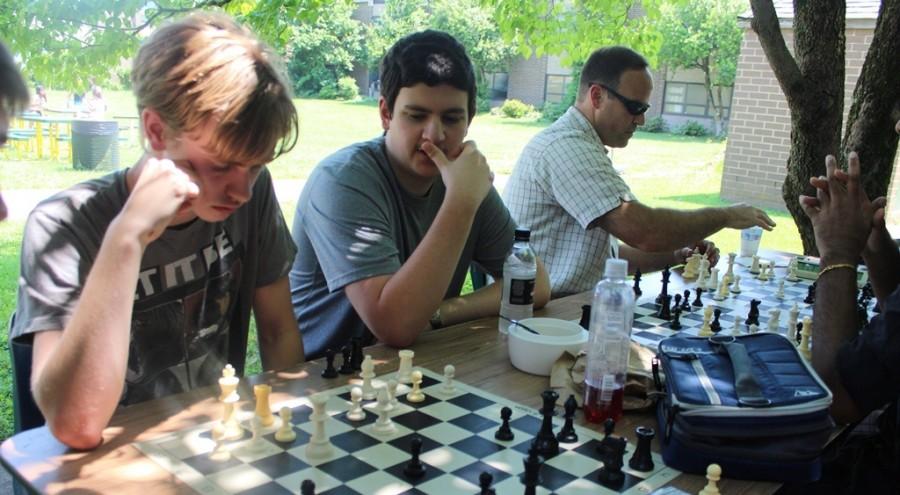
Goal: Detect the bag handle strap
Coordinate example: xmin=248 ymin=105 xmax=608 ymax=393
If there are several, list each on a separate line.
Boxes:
xmin=709 ymin=335 xmax=771 ymax=407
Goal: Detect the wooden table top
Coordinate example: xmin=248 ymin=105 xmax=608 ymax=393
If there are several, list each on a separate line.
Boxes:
xmin=1 ymin=263 xmax=790 ymax=494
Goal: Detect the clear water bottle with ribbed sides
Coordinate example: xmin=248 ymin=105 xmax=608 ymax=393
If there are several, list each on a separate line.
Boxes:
xmin=498 ymin=229 xmax=537 ymax=336
xmin=583 ymin=258 xmax=635 ymax=423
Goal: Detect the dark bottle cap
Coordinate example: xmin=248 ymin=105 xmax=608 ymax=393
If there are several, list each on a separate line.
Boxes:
xmin=514 ymin=228 xmax=531 ymax=242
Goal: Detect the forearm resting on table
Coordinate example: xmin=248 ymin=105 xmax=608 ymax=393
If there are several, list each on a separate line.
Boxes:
xmin=32 ymin=223 xmax=145 ymax=450
xmin=619 ymin=245 xmax=680 ymax=274
xmin=346 ymin=199 xmax=479 ymax=347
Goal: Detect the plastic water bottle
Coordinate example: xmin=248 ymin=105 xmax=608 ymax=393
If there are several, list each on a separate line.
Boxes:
xmin=498 ymin=229 xmax=537 ymax=335
xmin=584 ymin=258 xmax=634 ymax=423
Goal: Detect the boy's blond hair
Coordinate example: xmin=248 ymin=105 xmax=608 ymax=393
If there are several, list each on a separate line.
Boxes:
xmin=132 ymin=12 xmax=298 ymax=166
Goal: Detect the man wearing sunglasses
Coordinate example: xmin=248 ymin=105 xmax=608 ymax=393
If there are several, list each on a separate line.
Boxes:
xmin=504 ymin=46 xmax=776 ymax=297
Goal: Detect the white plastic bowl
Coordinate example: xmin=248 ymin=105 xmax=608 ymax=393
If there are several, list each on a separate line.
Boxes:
xmin=507 ymin=317 xmax=589 ymax=376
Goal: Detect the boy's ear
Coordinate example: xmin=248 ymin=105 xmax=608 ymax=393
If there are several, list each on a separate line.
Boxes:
xmin=378 ymin=97 xmax=392 ymax=131
xmin=141 ymin=108 xmax=168 ymax=153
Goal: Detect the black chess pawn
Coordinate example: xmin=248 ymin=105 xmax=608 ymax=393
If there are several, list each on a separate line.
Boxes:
xmin=681 ymin=289 xmax=692 ymax=311
xmin=692 ymin=287 xmax=704 ymax=307
xmin=746 ymin=299 xmax=761 ymax=326
xmin=556 ymin=395 xmax=579 ymax=443
xmin=495 ymin=406 xmax=514 ymax=441
xmin=628 ymin=426 xmax=655 ymax=472
xmin=669 ymin=306 xmax=682 ymax=330
xmin=672 ymin=293 xmax=682 ymax=313
xmin=321 ymin=348 xmax=338 ymax=378
xmin=796 ymin=321 xmax=804 ymax=345
xmin=804 ymin=282 xmax=817 ymax=304
xmin=522 ymin=445 xmax=542 ymax=495
xmin=710 ymin=308 xmax=722 ymax=333
xmin=300 ymin=479 xmax=315 ymax=495
xmin=597 ymin=418 xmax=616 ymax=456
xmin=350 ymin=336 xmax=364 ymax=371
xmin=533 ymin=390 xmax=559 ymax=457
xmin=338 ymin=345 xmax=354 ymax=374
xmin=478 ymin=471 xmax=496 ymax=495
xmin=403 ymin=436 xmax=426 ymax=479
xmin=597 ymin=436 xmax=627 ymax=488
xmin=579 ymin=304 xmax=592 ymax=330
xmin=633 ymin=268 xmax=643 ymax=297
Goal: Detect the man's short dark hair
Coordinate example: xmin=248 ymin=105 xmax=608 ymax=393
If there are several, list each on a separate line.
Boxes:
xmin=0 ymin=41 xmax=30 ymax=114
xmin=380 ymin=30 xmax=476 ymax=120
xmin=578 ymin=46 xmax=649 ymax=99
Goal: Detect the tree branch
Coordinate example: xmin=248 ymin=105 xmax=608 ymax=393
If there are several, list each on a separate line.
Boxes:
xmin=748 ymin=0 xmax=803 ymax=105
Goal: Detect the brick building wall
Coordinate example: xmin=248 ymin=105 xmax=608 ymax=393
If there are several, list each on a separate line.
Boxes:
xmin=507 ymin=55 xmax=549 ymax=106
xmin=721 ymin=27 xmax=878 ymax=210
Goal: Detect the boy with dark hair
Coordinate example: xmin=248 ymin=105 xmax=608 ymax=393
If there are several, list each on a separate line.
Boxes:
xmin=0 ymin=40 xmax=31 ymax=221
xmin=290 ymin=30 xmax=550 ymax=359
xmin=10 ymin=13 xmax=304 ymax=450
xmin=504 ymin=45 xmax=775 ymax=297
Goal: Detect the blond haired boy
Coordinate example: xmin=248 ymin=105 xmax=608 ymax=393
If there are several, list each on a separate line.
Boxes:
xmin=10 ymin=13 xmax=304 ymax=450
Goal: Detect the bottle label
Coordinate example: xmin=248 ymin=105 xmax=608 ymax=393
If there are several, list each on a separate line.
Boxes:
xmin=600 ymin=374 xmax=615 ymax=402
xmin=508 ymin=278 xmax=535 ymax=305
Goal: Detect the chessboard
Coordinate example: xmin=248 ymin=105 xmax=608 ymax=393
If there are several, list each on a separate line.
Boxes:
xmin=628 ymin=255 xmax=875 ymax=351
xmin=134 ymin=368 xmax=681 ymax=494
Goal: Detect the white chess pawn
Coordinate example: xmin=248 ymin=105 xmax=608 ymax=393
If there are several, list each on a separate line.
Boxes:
xmin=699 ymin=463 xmax=722 ymax=495
xmin=346 ymin=387 xmax=366 ymax=422
xmin=787 ymin=303 xmax=800 ymax=341
xmin=776 ymin=280 xmax=786 ymax=299
xmin=442 ymin=364 xmax=456 ymax=394
xmin=767 ymin=309 xmax=781 ymax=333
xmin=275 ymin=406 xmax=296 ymax=442
xmin=360 ymin=355 xmax=376 ymax=400
xmin=730 ymin=315 xmax=744 ymax=336
xmin=730 ymin=275 xmax=742 ymax=294
xmin=406 ymin=370 xmax=425 ymax=402
xmin=757 ymin=261 xmax=770 ymax=281
xmin=249 ymin=416 xmax=264 ymax=451
xmin=713 ymin=279 xmax=728 ymax=301
xmin=397 ymin=349 xmax=415 ymax=384
xmin=373 ymin=386 xmax=397 ymax=435
xmin=768 ymin=263 xmax=777 ymax=280
xmin=750 ymin=255 xmax=760 ymax=274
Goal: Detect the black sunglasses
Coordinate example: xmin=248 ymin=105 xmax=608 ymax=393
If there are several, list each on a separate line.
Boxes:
xmin=596 ymin=83 xmax=650 ymax=116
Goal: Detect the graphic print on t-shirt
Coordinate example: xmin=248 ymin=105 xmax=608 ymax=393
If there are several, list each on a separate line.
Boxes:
xmin=125 ymin=229 xmax=244 ymax=405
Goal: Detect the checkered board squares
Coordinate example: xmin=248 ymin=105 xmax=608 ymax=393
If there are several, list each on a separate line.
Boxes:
xmin=134 ymin=369 xmax=680 ymax=494
xmin=628 ymin=258 xmax=875 ymax=351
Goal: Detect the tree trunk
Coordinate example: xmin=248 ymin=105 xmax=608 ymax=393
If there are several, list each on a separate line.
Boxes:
xmin=702 ymin=61 xmax=723 ymax=136
xmin=750 ymin=0 xmax=846 ymax=255
xmin=842 ymin=0 xmax=900 ymax=202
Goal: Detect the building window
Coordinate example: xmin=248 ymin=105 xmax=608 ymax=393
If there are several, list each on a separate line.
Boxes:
xmin=486 ymin=72 xmax=509 ymax=100
xmin=544 ymin=74 xmax=573 ymax=104
xmin=663 ymin=81 xmax=732 ymax=118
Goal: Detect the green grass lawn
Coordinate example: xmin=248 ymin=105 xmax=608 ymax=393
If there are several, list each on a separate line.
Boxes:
xmin=0 ymin=93 xmax=802 ymax=440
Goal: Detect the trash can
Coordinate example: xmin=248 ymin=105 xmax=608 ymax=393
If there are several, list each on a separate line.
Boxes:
xmin=72 ymin=119 xmax=119 ymax=170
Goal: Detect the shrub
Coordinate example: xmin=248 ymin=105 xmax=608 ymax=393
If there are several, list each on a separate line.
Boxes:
xmin=500 ymin=99 xmax=534 ymax=119
xmin=539 ymin=101 xmax=569 ymax=122
xmin=317 ymin=77 xmax=359 ymax=100
xmin=677 ymin=120 xmax=709 ymax=137
xmin=642 ymin=116 xmax=668 ymax=133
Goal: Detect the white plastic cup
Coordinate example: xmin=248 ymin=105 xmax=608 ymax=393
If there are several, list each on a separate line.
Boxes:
xmin=740 ymin=226 xmax=763 ymax=257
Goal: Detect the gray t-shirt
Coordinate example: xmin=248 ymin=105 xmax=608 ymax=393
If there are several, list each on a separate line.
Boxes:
xmin=11 ymin=168 xmax=296 ymax=405
xmin=290 ymin=136 xmax=515 ymax=360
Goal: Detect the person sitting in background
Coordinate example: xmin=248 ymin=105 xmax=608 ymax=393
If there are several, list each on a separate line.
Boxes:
xmin=0 ymin=40 xmax=32 ymax=221
xmin=27 ymin=85 xmax=48 ymax=115
xmin=78 ymin=85 xmax=107 ymax=118
xmin=793 ymin=118 xmax=900 ymax=493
